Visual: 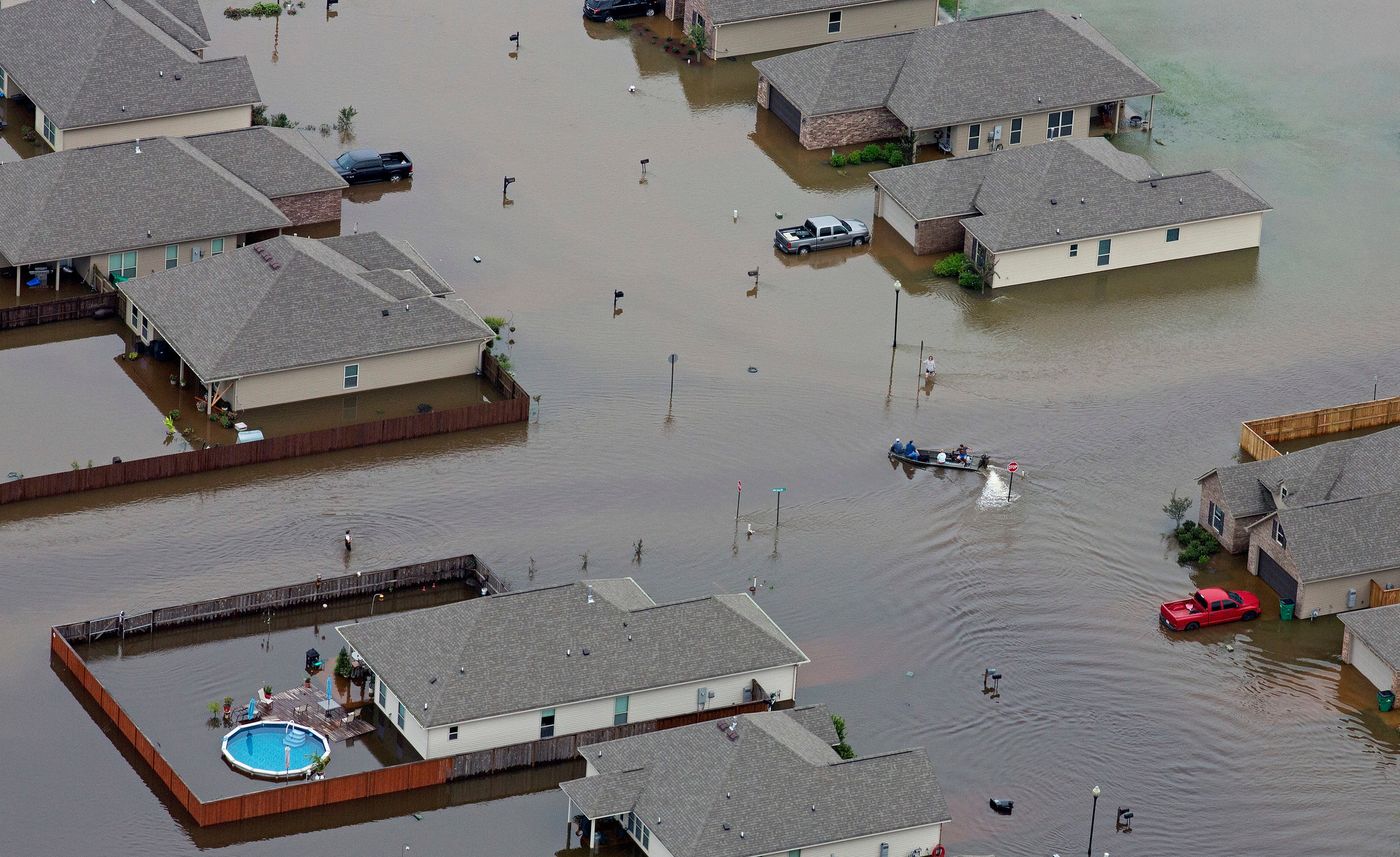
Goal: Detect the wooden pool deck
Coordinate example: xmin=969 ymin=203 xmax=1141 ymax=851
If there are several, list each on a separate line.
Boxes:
xmin=255 ymin=684 xmax=375 ymax=745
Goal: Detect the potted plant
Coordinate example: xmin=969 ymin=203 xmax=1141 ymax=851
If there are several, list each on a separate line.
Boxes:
xmin=222 ymin=696 xmax=234 ymax=722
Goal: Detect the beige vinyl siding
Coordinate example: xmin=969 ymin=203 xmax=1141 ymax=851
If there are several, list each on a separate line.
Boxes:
xmin=875 ymin=187 xmax=919 ymax=248
xmin=712 ymin=0 xmax=936 ymax=58
xmin=403 ymin=662 xmax=800 ymax=758
xmin=945 ymin=105 xmax=1089 ymax=157
xmin=985 ymin=211 xmax=1264 ymax=289
xmin=61 ymin=104 xmax=253 ymax=151
xmin=1297 ymin=568 xmax=1400 ymax=617
xmin=94 ymin=236 xmax=239 ymax=281
xmin=34 ymin=105 xmax=61 ymax=151
xmin=231 ymin=341 xmax=487 ymax=410
xmin=375 ymin=680 xmax=431 ymax=757
xmin=1347 ymin=636 xmax=1397 ymax=694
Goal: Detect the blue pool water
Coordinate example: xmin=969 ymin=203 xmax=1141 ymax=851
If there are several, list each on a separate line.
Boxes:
xmin=222 ymin=722 xmax=330 ymax=777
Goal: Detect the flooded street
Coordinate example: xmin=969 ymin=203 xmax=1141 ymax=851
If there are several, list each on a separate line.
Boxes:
xmin=4 ymin=0 xmax=1400 ymax=855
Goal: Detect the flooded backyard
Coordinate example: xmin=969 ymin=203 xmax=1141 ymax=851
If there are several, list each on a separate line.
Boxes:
xmin=4 ymin=0 xmax=1400 ymax=855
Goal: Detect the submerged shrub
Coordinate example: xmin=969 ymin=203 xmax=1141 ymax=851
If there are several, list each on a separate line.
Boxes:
xmin=932 ymin=252 xmax=966 ymax=277
xmin=830 ymin=153 xmax=847 ymax=168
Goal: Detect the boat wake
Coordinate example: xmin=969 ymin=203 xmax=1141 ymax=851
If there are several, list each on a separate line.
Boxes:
xmin=978 ymin=467 xmax=1019 ymax=509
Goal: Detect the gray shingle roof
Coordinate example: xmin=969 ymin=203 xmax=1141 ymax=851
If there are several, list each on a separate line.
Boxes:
xmin=119 ymin=0 xmax=207 ymax=50
xmin=561 ymin=706 xmax=948 ymax=857
xmin=0 ymin=135 xmax=289 ymax=266
xmin=321 ymin=233 xmax=452 ymax=296
xmin=116 ymin=233 xmax=493 ymax=381
xmin=0 ymin=0 xmax=258 ymax=129
xmin=1202 ymin=425 xmax=1400 ymax=520
xmin=708 ymin=0 xmax=910 ymax=25
xmin=872 ymin=138 xmax=1268 ymax=250
xmin=336 ymin=580 xmax=808 ymax=728
xmin=1341 ymin=604 xmax=1400 ymax=671
xmin=1265 ymin=494 xmax=1400 ymax=583
xmin=755 ymin=10 xmax=1159 ymax=127
xmin=186 ymin=127 xmax=347 ymax=199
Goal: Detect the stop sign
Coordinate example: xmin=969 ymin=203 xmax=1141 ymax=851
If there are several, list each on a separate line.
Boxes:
xmin=1008 ymin=461 xmax=1018 ymax=473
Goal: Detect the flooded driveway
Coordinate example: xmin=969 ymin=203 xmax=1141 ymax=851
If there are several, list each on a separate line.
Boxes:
xmin=3 ymin=0 xmax=1400 ymax=855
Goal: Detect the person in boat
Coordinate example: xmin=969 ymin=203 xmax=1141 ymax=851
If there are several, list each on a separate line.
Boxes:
xmin=924 ymin=355 xmax=937 ymax=378
xmin=955 ymin=443 xmax=970 ymax=463
xmin=891 ymin=437 xmax=902 ymax=454
xmin=904 ymin=440 xmax=918 ymax=458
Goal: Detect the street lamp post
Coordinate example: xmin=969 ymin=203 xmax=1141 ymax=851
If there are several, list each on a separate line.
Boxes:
xmin=1087 ymin=785 xmax=1101 ymax=857
xmin=369 ymin=593 xmax=385 ymax=617
xmin=891 ymin=280 xmax=901 ymax=348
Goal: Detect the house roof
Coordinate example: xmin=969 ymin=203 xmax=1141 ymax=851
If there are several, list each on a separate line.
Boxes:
xmin=755 ymin=10 xmax=1160 ymax=127
xmin=0 ymin=135 xmax=290 ymax=267
xmin=707 ymin=0 xmax=902 ymax=25
xmin=119 ymin=0 xmax=209 ymax=49
xmin=1201 ymin=425 xmax=1400 ymax=520
xmin=116 ymin=233 xmax=493 ymax=382
xmin=1341 ymin=604 xmax=1400 ymax=671
xmin=872 ymin=138 xmax=1268 ymax=251
xmin=1264 ymin=494 xmax=1400 ymax=583
xmin=336 ymin=579 xmax=808 ymax=728
xmin=0 ymin=0 xmax=258 ymax=130
xmin=186 ymin=127 xmax=347 ymax=199
xmin=320 ymin=233 xmax=451 ymax=296
xmin=560 ymin=706 xmax=948 ymax=857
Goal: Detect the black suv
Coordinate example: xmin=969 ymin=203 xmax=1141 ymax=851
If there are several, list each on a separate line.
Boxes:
xmin=583 ymin=0 xmax=660 ymax=21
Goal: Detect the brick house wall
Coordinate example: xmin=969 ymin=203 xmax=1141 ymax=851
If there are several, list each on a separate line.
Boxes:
xmin=1197 ymin=473 xmax=1254 ymax=554
xmin=272 ymin=189 xmax=343 ymax=227
xmin=798 ymin=107 xmax=906 ymax=150
xmin=756 ymin=76 xmax=770 ymax=110
xmin=914 ymin=216 xmax=965 ymax=254
xmin=683 ymin=0 xmax=716 ymax=54
xmin=665 ymin=0 xmax=684 ymax=20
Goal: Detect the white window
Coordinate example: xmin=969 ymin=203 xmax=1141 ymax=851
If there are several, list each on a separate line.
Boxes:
xmin=343 ymin=364 xmax=360 ymax=389
xmin=1166 ymin=227 xmax=1180 ymax=242
xmin=967 ymin=123 xmax=981 ymax=151
xmin=972 ymin=238 xmax=987 ymax=269
xmin=1046 ymin=109 xmax=1074 ymax=139
xmin=164 ymin=244 xmax=178 ymax=270
xmin=1096 ymin=238 xmax=1111 ymax=266
xmin=827 ymin=10 xmax=841 ymax=33
xmin=108 ymin=251 xmax=136 ymax=280
xmin=1009 ymin=117 xmax=1022 ymax=145
xmin=614 ymin=695 xmax=630 ymax=726
xmin=211 ymin=238 xmax=225 ymax=255
xmin=1273 ymin=519 xmax=1287 ymax=549
xmin=540 ymin=708 xmax=556 ymax=738
xmin=448 ymin=726 xmax=458 ymax=741
xmin=42 ymin=113 xmax=56 ymax=146
xmin=1209 ymin=502 xmax=1224 ymax=534
xmin=1068 ymin=243 xmax=1078 ymax=258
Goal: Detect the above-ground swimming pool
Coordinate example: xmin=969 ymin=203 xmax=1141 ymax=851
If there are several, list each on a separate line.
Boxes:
xmin=221 ymin=721 xmax=331 ymax=780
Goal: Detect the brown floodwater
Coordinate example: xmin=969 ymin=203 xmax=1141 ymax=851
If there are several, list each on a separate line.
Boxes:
xmin=5 ymin=0 xmax=1400 ymax=855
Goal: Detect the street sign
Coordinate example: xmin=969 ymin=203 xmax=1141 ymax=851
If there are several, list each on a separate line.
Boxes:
xmin=1008 ymin=461 xmax=1018 ymax=473
xmin=771 ymin=487 xmax=786 ymax=493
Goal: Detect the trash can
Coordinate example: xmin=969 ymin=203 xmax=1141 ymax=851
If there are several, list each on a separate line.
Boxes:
xmin=1380 ymin=691 xmax=1395 ymax=713
xmin=1280 ymin=598 xmax=1296 ymax=621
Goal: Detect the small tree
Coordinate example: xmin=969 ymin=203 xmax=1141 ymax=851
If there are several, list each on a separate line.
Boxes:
xmin=686 ymin=22 xmax=708 ymax=56
xmin=334 ymin=646 xmax=353 ymax=678
xmin=334 ymin=105 xmax=358 ymax=133
xmin=1163 ymin=490 xmax=1193 ymax=526
xmin=831 ymin=714 xmax=855 ymax=760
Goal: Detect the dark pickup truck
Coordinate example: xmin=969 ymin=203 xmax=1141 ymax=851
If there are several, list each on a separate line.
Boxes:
xmin=331 ymin=149 xmax=413 ymax=184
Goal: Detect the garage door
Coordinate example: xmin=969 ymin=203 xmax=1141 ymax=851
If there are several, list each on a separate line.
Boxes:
xmin=1257 ymin=548 xmax=1298 ymax=600
xmin=1349 ymin=637 xmax=1396 ymax=693
xmin=879 ymin=193 xmax=919 ymax=249
xmin=768 ymin=86 xmax=802 ymax=135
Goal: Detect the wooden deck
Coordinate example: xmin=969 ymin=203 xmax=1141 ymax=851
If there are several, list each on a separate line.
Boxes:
xmin=256 ymin=684 xmax=375 ymax=744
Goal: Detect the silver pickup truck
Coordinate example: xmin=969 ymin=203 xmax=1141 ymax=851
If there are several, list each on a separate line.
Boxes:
xmin=774 ymin=215 xmax=870 ymax=255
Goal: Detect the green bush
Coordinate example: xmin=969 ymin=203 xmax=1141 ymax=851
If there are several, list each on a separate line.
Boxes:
xmin=932 ymin=252 xmax=966 ymax=277
xmin=334 ymin=646 xmax=353 ymax=679
xmin=830 ymin=153 xmax=847 ymax=168
xmin=831 ymin=714 xmax=855 ymax=759
xmin=860 ymin=144 xmax=882 ymax=162
xmin=1173 ymin=522 xmax=1221 ymax=564
xmin=481 ymin=315 xmax=507 ymax=334
xmin=846 ymin=151 xmax=862 ymax=165
xmin=886 ymin=150 xmax=905 ymax=167
xmin=957 ymin=269 xmax=982 ymax=289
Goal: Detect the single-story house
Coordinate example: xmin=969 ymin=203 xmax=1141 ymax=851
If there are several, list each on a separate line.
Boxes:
xmin=0 ymin=0 xmax=258 ymax=151
xmin=870 ymin=137 xmax=1268 ymax=286
xmin=116 ymin=232 xmax=494 ymax=410
xmin=754 ymin=9 xmax=1160 ymax=151
xmin=665 ymin=0 xmax=937 ymax=59
xmin=561 ymin=705 xmax=950 ymax=857
xmin=1341 ymin=605 xmax=1400 ymax=697
xmin=0 ymin=130 xmax=346 ymax=296
xmin=1199 ymin=426 xmax=1400 ymax=617
xmin=336 ymin=579 xmax=809 ymax=760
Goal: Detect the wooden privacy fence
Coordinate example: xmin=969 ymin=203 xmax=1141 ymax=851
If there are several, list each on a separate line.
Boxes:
xmin=0 ymin=292 xmax=117 ymax=330
xmin=1240 ymin=396 xmax=1400 ymax=460
xmin=1 ymin=353 xmax=528 ymax=507
xmin=1370 ymin=580 xmax=1400 ymax=609
xmin=52 ymin=554 xmax=494 ymax=644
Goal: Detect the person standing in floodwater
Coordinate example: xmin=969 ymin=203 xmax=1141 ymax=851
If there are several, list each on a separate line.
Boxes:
xmin=344 ymin=530 xmax=352 ymax=553
xmin=924 ymin=355 xmax=937 ymax=378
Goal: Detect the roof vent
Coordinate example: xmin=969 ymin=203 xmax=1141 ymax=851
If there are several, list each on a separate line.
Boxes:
xmin=739 ymin=832 xmax=745 ymax=839
xmin=134 ymin=138 xmax=142 ymax=154
xmin=146 ymin=229 xmax=152 ymax=238
xmin=173 ymin=72 xmax=182 ymax=80
xmin=403 ymin=304 xmax=410 ymax=312
xmin=422 ymin=703 xmax=428 ymax=711
xmin=159 ymin=70 xmax=164 ymax=77
xmin=586 ymin=584 xmax=595 ymax=604
xmin=459 ymin=666 xmax=465 ymax=674
xmin=722 ymin=823 xmax=731 ymax=831
xmin=726 ymin=792 xmax=731 ymax=799
xmin=1079 ymin=197 xmax=1085 ymax=204
xmin=1036 ymin=96 xmax=1043 ymax=103
xmin=1049 ymin=198 xmax=1057 ymax=205
xmin=428 ymin=676 xmax=437 ymax=685
xmin=811 ymin=804 xmax=817 ymax=812
xmin=1054 ymin=228 xmax=1060 ymax=235
xmin=381 ymin=309 xmax=390 ymax=317
xmin=1149 ymin=181 xmax=1158 ymax=188
xmin=626 ymin=634 xmax=632 ymax=642
xmin=1179 ymin=197 xmax=1184 ymax=204
xmin=566 ymin=648 xmax=572 ymax=657
xmin=581 ymin=647 xmax=591 ymax=656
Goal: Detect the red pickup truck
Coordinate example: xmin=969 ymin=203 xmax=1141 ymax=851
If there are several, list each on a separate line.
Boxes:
xmin=1160 ymin=587 xmax=1261 ymax=631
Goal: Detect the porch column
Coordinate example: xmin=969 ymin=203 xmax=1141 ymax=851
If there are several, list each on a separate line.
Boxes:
xmin=53 ymin=259 xmax=60 ymax=293
xmin=179 ymin=360 xmax=185 ymax=385
xmin=15 ymin=266 xmax=19 ymax=298
xmin=1113 ymin=100 xmax=1121 ymax=134
xmin=1147 ymin=94 xmax=1155 ymax=135
xmin=589 ymin=818 xmax=596 ymax=853
xmin=564 ymin=797 xmax=572 ymax=848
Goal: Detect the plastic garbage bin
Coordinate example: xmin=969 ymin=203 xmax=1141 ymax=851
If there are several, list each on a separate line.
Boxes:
xmin=1380 ymin=691 xmax=1395 ymax=712
xmin=1280 ymin=599 xmax=1296 ymax=621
